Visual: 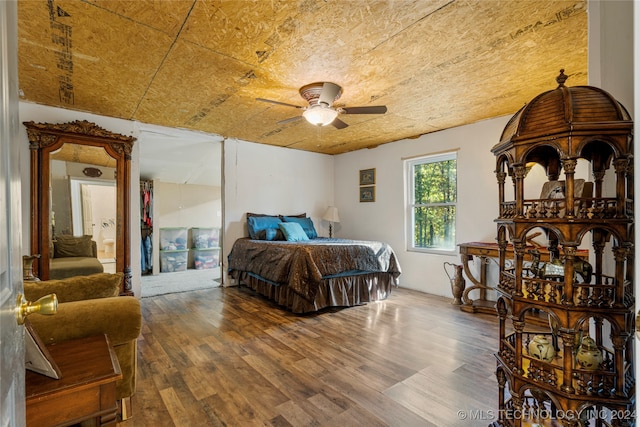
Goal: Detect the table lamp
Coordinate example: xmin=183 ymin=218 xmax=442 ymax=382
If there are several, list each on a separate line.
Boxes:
xmin=322 ymin=206 xmax=340 ymax=238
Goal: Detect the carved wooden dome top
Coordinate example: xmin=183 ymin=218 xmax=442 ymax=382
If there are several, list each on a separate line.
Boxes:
xmin=496 ymin=70 xmax=632 ymax=150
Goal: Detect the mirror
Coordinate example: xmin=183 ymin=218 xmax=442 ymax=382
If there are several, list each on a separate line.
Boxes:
xmin=24 ymin=120 xmax=135 ymax=295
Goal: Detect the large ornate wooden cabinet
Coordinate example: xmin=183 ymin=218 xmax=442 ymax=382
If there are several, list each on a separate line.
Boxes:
xmin=490 ymin=71 xmax=634 ymax=426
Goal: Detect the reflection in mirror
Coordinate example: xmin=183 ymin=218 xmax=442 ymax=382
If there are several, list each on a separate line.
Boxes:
xmin=50 ymin=144 xmax=117 ymax=271
xmin=24 ymin=120 xmax=135 ymax=295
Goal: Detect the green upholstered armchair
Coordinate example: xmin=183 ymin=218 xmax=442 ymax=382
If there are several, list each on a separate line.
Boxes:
xmin=24 ymin=272 xmax=142 ymax=420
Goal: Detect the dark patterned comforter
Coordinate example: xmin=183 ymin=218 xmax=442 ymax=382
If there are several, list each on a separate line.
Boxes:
xmin=228 ymin=237 xmax=402 ymax=301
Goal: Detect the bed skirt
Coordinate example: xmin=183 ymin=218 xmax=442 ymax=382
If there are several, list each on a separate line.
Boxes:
xmin=230 ymin=271 xmax=394 ymax=313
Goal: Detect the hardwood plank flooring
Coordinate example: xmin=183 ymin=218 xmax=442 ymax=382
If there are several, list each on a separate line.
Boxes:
xmin=119 ymin=286 xmax=500 ymax=426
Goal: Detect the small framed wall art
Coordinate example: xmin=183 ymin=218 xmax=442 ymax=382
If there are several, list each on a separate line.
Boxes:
xmin=359 ymin=186 xmax=376 ymax=202
xmin=359 ymin=168 xmax=376 ymax=186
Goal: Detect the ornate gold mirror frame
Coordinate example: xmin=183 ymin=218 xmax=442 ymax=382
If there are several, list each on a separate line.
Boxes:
xmin=24 ymin=120 xmax=135 ymax=295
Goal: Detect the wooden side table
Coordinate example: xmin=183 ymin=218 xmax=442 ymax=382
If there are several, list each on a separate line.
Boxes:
xmin=457 ymin=242 xmax=588 ymax=314
xmin=26 ymin=334 xmax=122 ymax=427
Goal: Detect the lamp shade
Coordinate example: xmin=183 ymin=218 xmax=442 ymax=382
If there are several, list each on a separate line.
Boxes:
xmin=303 ymin=105 xmax=339 ymax=126
xmin=322 ymin=206 xmax=340 ymax=223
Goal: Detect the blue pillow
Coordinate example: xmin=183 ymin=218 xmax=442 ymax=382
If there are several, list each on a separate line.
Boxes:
xmin=257 ymin=227 xmax=284 ymax=241
xmin=278 ymin=222 xmax=309 ymax=242
xmin=282 ymin=216 xmax=317 ymax=239
xmin=247 ymin=216 xmax=282 ymax=240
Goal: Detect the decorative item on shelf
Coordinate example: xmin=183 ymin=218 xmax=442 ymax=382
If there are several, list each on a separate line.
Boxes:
xmin=527 ymin=335 xmax=556 ymax=362
xmin=528 ymin=248 xmax=593 ymax=283
xmin=575 ymin=336 xmax=603 ymax=370
xmin=322 ymin=206 xmax=340 ymax=238
xmin=23 ymin=254 xmax=41 ymax=282
xmin=443 ymin=262 xmax=465 ymax=305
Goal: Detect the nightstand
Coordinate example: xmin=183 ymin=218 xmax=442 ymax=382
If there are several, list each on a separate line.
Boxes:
xmin=26 ymin=334 xmax=122 ymax=427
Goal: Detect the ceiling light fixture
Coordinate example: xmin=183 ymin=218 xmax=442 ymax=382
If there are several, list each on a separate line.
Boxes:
xmin=302 ymin=104 xmax=339 ymax=126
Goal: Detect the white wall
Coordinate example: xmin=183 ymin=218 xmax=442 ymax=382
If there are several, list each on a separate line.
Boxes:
xmin=222 ymin=138 xmax=334 ymax=283
xmin=334 ymin=116 xmax=511 ymax=298
xmin=588 ymin=0 xmax=635 ymax=304
xmin=588 ymin=0 xmax=634 ymax=110
xmin=156 ymin=182 xmax=221 ymax=228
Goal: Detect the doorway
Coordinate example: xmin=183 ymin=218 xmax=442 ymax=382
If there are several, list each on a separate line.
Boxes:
xmin=137 ymin=125 xmax=223 ymax=296
xmin=70 ymin=179 xmax=117 ymax=272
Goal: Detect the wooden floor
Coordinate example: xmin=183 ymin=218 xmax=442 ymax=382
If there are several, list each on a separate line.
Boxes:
xmin=119 ymin=286 xmax=500 ymax=427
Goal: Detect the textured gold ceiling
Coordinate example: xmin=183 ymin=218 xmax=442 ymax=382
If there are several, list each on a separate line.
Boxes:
xmin=17 ymin=0 xmax=588 ymax=155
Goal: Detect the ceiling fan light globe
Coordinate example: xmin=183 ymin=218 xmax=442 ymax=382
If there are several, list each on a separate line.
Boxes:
xmin=303 ymin=106 xmax=338 ymax=126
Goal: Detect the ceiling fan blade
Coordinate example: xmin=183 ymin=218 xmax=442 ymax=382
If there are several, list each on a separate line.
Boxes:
xmin=256 ymin=98 xmax=304 ymax=109
xmin=341 ymin=106 xmax=387 ymax=114
xmin=331 ymin=118 xmax=349 ymax=129
xmin=318 ymin=82 xmax=341 ymax=107
xmin=277 ymin=116 xmax=303 ymax=125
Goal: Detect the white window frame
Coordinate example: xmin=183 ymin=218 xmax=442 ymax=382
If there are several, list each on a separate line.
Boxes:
xmin=406 ymin=151 xmax=457 ymax=254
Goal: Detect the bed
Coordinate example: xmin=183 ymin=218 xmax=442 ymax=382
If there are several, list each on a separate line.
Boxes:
xmin=228 ymin=235 xmax=401 ymax=313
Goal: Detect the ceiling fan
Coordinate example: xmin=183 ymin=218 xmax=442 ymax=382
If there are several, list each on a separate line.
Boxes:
xmin=256 ymin=82 xmax=387 ymax=129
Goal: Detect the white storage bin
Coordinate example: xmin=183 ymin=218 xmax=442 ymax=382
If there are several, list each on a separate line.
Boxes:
xmin=160 ymin=227 xmax=188 ymax=250
xmin=191 ymin=227 xmax=220 ymax=249
xmin=193 ymin=248 xmax=220 ymax=270
xmin=160 ymin=249 xmax=188 ymax=272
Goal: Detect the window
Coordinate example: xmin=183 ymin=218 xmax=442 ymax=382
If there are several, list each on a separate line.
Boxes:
xmin=406 ymin=152 xmax=457 ymax=252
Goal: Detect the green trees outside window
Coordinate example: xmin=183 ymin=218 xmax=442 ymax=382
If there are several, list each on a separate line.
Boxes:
xmin=408 ymin=153 xmax=457 ymax=251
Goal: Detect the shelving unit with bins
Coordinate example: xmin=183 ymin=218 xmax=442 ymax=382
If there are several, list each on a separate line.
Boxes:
xmin=490 ymin=71 xmax=634 ymax=426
